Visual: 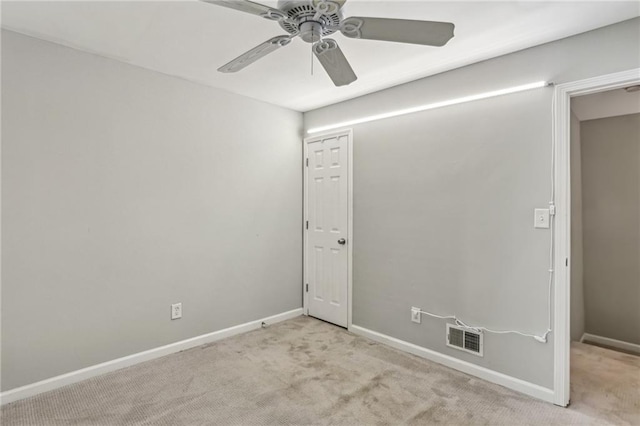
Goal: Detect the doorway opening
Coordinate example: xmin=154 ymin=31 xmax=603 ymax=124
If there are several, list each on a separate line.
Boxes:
xmin=553 ymin=68 xmax=640 ymax=413
xmin=568 ymin=86 xmax=640 ymax=422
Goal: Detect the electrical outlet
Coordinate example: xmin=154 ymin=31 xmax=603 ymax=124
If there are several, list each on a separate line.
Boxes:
xmin=171 ymin=303 xmax=182 ymax=320
xmin=411 ymin=307 xmax=421 ymax=324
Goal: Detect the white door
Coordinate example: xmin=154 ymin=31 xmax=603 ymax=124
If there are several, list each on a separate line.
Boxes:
xmin=304 ymin=130 xmax=350 ymax=328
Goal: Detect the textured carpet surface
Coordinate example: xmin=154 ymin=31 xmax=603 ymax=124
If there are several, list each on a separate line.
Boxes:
xmin=2 ymin=316 xmax=639 ymax=425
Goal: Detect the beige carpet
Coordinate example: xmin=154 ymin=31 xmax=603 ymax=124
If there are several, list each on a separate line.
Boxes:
xmin=2 ymin=316 xmax=638 ymax=425
xmin=569 ymin=341 xmax=640 ymax=425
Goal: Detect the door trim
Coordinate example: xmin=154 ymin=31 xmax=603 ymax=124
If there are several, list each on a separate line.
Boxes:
xmin=552 ymin=68 xmax=640 ymax=407
xmin=303 ymin=128 xmax=353 ymax=330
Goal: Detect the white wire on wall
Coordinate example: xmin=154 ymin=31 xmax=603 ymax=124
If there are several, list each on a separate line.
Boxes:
xmin=417 ymin=84 xmax=556 ymax=344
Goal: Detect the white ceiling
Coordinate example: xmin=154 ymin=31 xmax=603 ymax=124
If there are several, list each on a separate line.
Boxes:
xmin=572 ymin=87 xmax=640 ymax=121
xmin=2 ymin=1 xmax=639 ymax=112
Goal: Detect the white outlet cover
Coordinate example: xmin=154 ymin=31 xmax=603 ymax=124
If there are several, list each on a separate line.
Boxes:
xmin=534 ymin=208 xmax=550 ymax=229
xmin=171 ymin=303 xmax=182 ymax=320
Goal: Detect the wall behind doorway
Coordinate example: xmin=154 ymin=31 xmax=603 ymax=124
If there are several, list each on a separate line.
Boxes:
xmin=581 ymin=113 xmax=640 ymax=346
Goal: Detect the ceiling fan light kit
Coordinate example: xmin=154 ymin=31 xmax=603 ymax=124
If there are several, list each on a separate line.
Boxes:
xmin=203 ymin=0 xmax=455 ymax=87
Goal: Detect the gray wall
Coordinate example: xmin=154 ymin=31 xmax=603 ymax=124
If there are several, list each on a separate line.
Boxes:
xmin=1 ymin=30 xmax=303 ymax=391
xmin=304 ymin=18 xmax=640 ymax=389
xmin=581 ymin=113 xmax=640 ymax=345
xmin=570 ymin=110 xmax=585 ymax=342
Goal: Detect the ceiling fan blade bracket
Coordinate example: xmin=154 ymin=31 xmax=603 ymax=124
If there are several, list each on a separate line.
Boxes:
xmin=340 ymin=17 xmax=364 ymax=39
xmin=260 ymin=9 xmax=288 ymax=22
xmin=271 ymin=35 xmax=293 ymax=47
xmin=313 ymin=39 xmax=338 ymax=55
xmin=312 ymin=0 xmax=341 ymax=20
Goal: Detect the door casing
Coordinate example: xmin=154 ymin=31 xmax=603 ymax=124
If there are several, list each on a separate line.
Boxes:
xmin=303 ymin=128 xmax=353 ymax=329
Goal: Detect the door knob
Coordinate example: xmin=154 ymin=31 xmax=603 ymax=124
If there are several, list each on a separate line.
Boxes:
xmin=338 ymin=238 xmax=346 ymax=245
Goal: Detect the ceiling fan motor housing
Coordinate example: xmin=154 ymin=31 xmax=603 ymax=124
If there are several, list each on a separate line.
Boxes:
xmin=299 ymin=21 xmax=323 ymax=43
xmin=276 ymin=0 xmax=344 ymax=41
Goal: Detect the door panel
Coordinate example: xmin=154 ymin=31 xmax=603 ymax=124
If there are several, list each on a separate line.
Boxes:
xmin=306 ymin=132 xmax=349 ymax=327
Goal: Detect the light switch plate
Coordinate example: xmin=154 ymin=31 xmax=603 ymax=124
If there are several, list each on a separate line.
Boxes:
xmin=411 ymin=307 xmax=421 ymax=324
xmin=534 ymin=209 xmax=550 ymax=229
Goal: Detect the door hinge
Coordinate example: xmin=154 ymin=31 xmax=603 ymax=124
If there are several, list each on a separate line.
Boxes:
xmin=566 ymin=258 xmax=569 ymax=267
xmin=306 ymin=158 xmax=309 ymax=167
xmin=306 ymin=283 xmax=309 ymax=292
xmin=306 ymin=220 xmax=309 ymax=230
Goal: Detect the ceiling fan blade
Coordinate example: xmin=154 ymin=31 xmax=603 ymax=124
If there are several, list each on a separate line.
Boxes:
xmin=313 ymin=39 xmax=357 ymax=87
xmin=218 ymin=35 xmax=293 ymax=73
xmin=201 ymin=0 xmax=289 ymax=22
xmin=341 ymin=17 xmax=454 ymax=46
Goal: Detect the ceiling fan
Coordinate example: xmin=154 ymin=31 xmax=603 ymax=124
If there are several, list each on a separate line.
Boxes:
xmin=202 ymin=0 xmax=455 ymax=86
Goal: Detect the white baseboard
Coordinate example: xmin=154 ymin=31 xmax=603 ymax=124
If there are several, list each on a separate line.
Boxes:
xmin=580 ymin=333 xmax=640 ymax=354
xmin=0 ymin=308 xmax=303 ymax=405
xmin=350 ymin=325 xmax=555 ymax=404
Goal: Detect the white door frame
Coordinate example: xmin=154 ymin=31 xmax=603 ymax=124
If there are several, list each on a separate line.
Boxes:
xmin=552 ymin=68 xmax=640 ymax=407
xmin=303 ymin=128 xmax=354 ymax=329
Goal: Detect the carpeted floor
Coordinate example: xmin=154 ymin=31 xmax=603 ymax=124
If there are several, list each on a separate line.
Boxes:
xmin=2 ymin=316 xmax=639 ymax=425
